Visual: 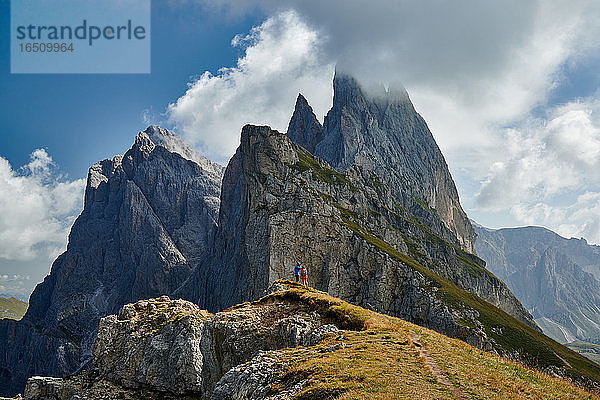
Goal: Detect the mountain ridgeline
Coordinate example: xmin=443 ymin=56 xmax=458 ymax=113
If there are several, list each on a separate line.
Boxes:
xmin=1 ymin=73 xmax=599 ymax=396
xmin=474 ymin=224 xmax=600 ymax=345
xmin=20 ymin=282 xmax=598 ymax=400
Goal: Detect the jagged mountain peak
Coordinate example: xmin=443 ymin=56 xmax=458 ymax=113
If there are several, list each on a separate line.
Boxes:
xmin=293 ymin=92 xmax=310 ymax=108
xmin=0 ymin=127 xmax=225 ymax=396
xmin=138 ymin=125 xmax=224 ymax=177
xmin=286 ymin=94 xmax=324 ymax=154
xmin=331 ymin=70 xmax=411 ymax=110
xmin=285 ymin=71 xmax=476 ymax=253
xmin=322 ymin=71 xmax=436 ymax=172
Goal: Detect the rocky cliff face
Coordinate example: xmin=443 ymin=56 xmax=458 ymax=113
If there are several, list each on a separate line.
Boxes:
xmin=287 ymin=72 xmax=476 ymax=253
xmin=178 ymin=122 xmax=536 ymax=344
xmin=0 ymin=126 xmax=223 ymax=397
xmin=475 ymin=224 xmax=600 ymax=344
xmin=21 ymin=287 xmax=345 ymax=400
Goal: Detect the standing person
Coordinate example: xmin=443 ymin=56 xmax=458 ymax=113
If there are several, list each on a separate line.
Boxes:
xmin=300 ymin=265 xmax=308 ymax=287
xmin=294 ymin=262 xmax=301 ymax=282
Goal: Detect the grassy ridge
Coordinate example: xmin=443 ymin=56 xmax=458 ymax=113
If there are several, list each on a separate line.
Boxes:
xmin=0 ymin=297 xmax=28 ymax=320
xmin=291 ymin=145 xmax=357 ymax=191
xmin=339 ymin=213 xmax=600 ymax=387
xmin=261 ymin=282 xmax=599 ymax=399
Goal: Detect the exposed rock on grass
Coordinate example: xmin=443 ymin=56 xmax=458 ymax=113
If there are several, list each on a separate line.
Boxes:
xmin=21 ymin=282 xmax=600 ymax=399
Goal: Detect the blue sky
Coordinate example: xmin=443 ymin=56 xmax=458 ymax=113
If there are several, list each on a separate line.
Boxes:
xmin=1 ymin=0 xmax=600 ymax=299
xmin=0 ymin=0 xmax=266 ymax=298
xmin=0 ymin=0 xmax=264 ymax=177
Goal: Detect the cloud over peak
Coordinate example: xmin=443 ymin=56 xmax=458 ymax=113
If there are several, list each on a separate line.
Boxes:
xmin=167 ymin=10 xmax=334 ymax=163
xmin=166 ymin=1 xmax=600 ymax=243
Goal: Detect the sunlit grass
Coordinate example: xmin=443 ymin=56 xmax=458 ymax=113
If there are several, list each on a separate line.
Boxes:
xmin=260 ymin=282 xmax=599 ymax=399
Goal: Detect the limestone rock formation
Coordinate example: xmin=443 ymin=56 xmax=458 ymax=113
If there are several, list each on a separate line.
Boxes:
xmin=0 ymin=127 xmax=223 ymax=397
xmin=209 ymin=353 xmax=297 ymax=400
xmin=177 ymin=123 xmax=536 ymax=351
xmin=21 ymin=289 xmax=344 ymax=400
xmin=20 ymin=283 xmax=600 ymax=399
xmin=93 ymin=296 xmax=211 ymax=394
xmin=287 ymin=72 xmax=476 ymax=253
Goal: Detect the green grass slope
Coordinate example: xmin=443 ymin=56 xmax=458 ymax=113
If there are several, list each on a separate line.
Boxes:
xmin=261 ymin=282 xmax=599 ymax=399
xmin=338 ymin=214 xmax=600 ymax=389
xmin=0 ymin=297 xmax=28 ymax=320
xmin=567 ymin=341 xmax=600 ymax=365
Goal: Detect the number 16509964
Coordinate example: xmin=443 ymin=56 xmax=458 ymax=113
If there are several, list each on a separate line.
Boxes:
xmin=19 ymin=42 xmax=74 ymax=52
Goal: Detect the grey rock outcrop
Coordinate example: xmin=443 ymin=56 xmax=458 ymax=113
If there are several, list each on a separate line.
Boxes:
xmin=210 ymin=353 xmax=296 ymax=400
xmin=21 ymin=373 xmax=192 ymax=400
xmin=200 ymin=297 xmax=325 ymax=394
xmin=305 ymin=324 xmax=340 ymax=346
xmin=21 ymin=293 xmax=345 ymax=400
xmin=475 ymin=224 xmax=600 ymax=344
xmin=0 ymin=126 xmax=223 ymax=397
xmin=93 ymin=296 xmax=211 ymax=394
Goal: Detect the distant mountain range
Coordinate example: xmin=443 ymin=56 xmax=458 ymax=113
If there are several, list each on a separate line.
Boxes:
xmin=474 ymin=223 xmax=600 ymax=346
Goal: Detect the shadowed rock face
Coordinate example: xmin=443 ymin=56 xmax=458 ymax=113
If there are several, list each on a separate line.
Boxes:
xmin=287 ymin=72 xmax=476 ymax=253
xmin=475 ymin=224 xmax=600 ymax=344
xmin=0 ymin=127 xmax=223 ymax=397
xmin=286 ymin=93 xmax=325 ymax=155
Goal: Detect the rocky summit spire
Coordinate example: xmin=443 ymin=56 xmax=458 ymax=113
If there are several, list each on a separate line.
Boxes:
xmin=291 ymin=71 xmax=476 ymax=253
xmin=143 ymin=125 xmax=223 ymax=177
xmin=286 ymin=93 xmax=325 ymax=154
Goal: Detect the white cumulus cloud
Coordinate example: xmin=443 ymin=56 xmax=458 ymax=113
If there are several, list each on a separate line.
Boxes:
xmin=474 ymin=98 xmax=600 ymax=242
xmin=168 ymin=1 xmax=600 ymax=243
xmin=0 ymin=149 xmax=85 ymax=262
xmin=167 ymin=10 xmax=334 ymax=163
xmin=476 ymin=99 xmax=600 ymax=207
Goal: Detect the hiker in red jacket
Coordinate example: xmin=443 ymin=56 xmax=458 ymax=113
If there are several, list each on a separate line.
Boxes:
xmin=300 ymin=265 xmax=308 ymax=287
